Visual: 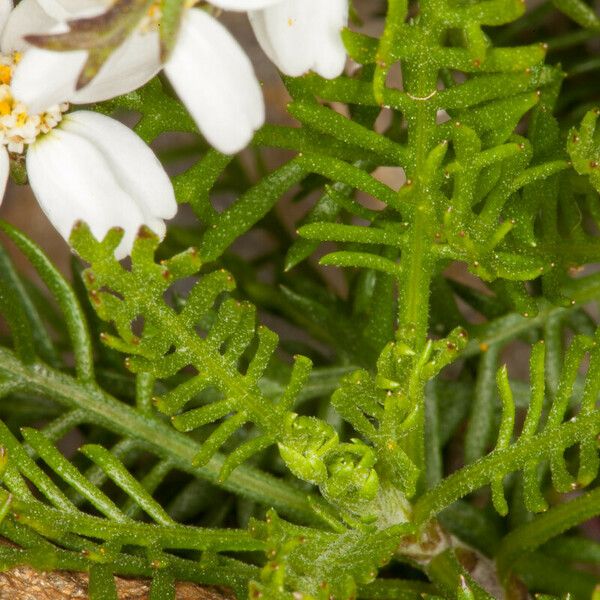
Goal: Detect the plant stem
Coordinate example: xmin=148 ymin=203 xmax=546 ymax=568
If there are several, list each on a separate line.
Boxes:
xmin=1 ymin=488 xmax=264 ymax=552
xmin=396 ymin=30 xmax=439 ymax=475
xmin=412 ymin=410 xmax=600 ymax=524
xmin=0 ymin=347 xmax=321 ymax=524
xmin=495 ymin=486 xmax=600 ymax=580
xmin=460 ymin=269 xmax=600 ymax=358
xmin=397 ymin=70 xmax=438 ymax=349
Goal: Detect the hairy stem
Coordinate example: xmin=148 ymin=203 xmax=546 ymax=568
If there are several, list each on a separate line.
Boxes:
xmin=412 ymin=410 xmax=600 ymax=524
xmin=495 ymin=486 xmax=600 ymax=580
xmin=0 ymin=347 xmax=321 ymax=524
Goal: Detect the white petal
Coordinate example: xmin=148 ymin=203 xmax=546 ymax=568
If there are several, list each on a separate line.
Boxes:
xmin=0 ymin=146 xmax=9 ymax=205
xmin=164 ymin=9 xmax=264 ymax=154
xmin=249 ymin=0 xmax=348 ymax=79
xmin=11 ymin=45 xmax=85 ymax=112
xmin=71 ymin=30 xmax=160 ymax=104
xmin=60 ymin=110 xmax=177 ymax=220
xmin=1 ymin=0 xmax=56 ymax=53
xmin=5 ymin=0 xmax=115 ymax=112
xmin=27 ymin=114 xmax=175 ymax=259
xmin=27 ymin=128 xmax=145 ymax=259
xmin=0 ymin=0 xmax=13 ymax=39
xmin=210 ymin=0 xmax=283 ymax=10
xmin=36 ymin=0 xmax=107 ymax=20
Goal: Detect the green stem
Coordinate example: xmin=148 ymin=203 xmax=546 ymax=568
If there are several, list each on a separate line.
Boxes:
xmin=412 ymin=410 xmax=600 ymax=525
xmin=0 ymin=540 xmax=257 ymax=593
xmin=0 ymin=347 xmax=321 ymax=524
xmin=398 ymin=206 xmax=436 ymax=348
xmin=495 ymin=486 xmax=600 ymax=580
xmin=460 ymin=269 xmax=600 ymax=358
xmin=515 ymin=552 xmax=598 ymax=599
xmin=396 ymin=34 xmax=439 ymax=474
xmin=2 ymin=488 xmax=263 ymax=553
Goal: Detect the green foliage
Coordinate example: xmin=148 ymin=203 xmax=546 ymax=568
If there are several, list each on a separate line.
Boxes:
xmin=0 ymin=0 xmax=599 ymax=598
xmin=413 ymin=335 xmax=600 ymax=523
xmin=70 ymin=222 xmax=386 ymax=525
xmin=249 ymin=510 xmax=414 ymax=599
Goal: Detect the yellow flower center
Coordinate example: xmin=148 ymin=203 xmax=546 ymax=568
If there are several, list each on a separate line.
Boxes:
xmin=0 ymin=52 xmax=68 ymax=154
xmin=0 ymin=64 xmax=11 ymax=85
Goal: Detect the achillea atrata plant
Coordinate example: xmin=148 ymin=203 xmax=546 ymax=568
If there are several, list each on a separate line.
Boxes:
xmin=0 ymin=0 xmax=598 ymax=598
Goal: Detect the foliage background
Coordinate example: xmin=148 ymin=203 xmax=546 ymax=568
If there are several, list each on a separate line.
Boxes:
xmin=0 ymin=0 xmax=599 ymax=598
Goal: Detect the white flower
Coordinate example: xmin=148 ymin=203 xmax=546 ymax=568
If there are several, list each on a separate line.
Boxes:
xmin=8 ymin=0 xmax=160 ymax=112
xmin=11 ymin=0 xmax=270 ymax=155
xmin=0 ymin=0 xmax=177 ymax=259
xmin=249 ymin=0 xmax=348 ymax=79
xmin=9 ymin=0 xmax=349 ymax=154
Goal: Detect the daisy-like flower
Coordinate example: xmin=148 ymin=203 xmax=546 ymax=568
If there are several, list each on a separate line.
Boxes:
xmin=0 ymin=0 xmax=177 ymax=259
xmin=10 ymin=0 xmax=349 ymax=155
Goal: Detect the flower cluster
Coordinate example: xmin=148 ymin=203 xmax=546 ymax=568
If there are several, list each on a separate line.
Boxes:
xmin=0 ymin=51 xmax=67 ymax=153
xmin=0 ymin=0 xmax=349 ymax=257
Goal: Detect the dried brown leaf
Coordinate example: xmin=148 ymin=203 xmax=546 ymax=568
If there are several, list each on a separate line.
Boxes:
xmin=25 ymin=0 xmax=154 ymax=88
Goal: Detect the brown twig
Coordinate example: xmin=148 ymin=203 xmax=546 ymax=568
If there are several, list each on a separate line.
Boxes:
xmin=0 ymin=565 xmax=235 ymax=600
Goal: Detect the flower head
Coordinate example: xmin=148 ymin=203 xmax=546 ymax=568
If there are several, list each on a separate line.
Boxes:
xmin=11 ymin=0 xmax=268 ymax=154
xmin=10 ymin=0 xmax=349 ymax=154
xmin=0 ymin=0 xmax=177 ymax=259
xmin=0 ymin=50 xmax=67 ymax=153
xmin=0 ymin=0 xmax=350 ymax=258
